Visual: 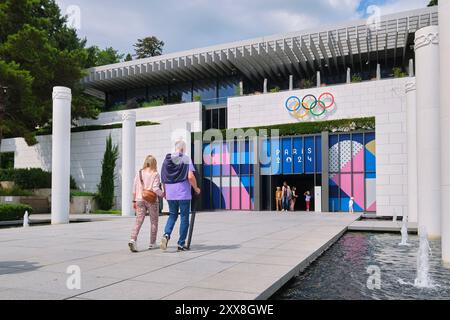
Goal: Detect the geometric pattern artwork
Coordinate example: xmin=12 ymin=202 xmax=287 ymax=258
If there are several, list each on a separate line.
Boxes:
xmin=202 ymin=141 xmax=254 ymax=211
xmin=329 ymin=133 xmax=376 ymax=212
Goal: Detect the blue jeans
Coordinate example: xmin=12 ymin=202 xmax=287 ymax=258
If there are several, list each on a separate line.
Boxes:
xmin=164 ymin=200 xmax=191 ymax=247
xmin=282 ymin=197 xmax=289 ymax=211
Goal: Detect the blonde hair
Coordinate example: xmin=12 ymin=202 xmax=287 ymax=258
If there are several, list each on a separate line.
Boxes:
xmin=142 ymin=155 xmax=157 ymax=171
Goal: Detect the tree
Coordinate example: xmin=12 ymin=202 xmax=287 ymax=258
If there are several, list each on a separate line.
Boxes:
xmin=0 ymin=0 xmax=101 ymax=147
xmin=124 ymin=53 xmax=133 ymax=62
xmin=133 ymin=36 xmax=164 ymax=59
xmin=428 ymin=0 xmax=438 ymax=6
xmin=85 ymin=46 xmax=124 ymax=68
xmin=96 ymin=135 xmax=119 ymax=210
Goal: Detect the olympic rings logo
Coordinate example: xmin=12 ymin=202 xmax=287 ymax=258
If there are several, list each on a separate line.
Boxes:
xmin=285 ymin=92 xmax=335 ymax=120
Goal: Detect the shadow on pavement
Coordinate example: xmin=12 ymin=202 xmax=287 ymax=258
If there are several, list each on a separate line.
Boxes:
xmin=0 ymin=261 xmax=41 ymax=274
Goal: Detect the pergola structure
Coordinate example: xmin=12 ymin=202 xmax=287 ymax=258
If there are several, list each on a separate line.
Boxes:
xmin=83 ymin=6 xmax=438 ymax=93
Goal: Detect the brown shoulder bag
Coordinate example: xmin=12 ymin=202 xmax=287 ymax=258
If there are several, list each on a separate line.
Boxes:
xmin=139 ymin=170 xmax=157 ymax=204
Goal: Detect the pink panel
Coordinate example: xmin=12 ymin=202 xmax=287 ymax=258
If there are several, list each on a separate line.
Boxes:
xmin=241 ymin=186 xmax=250 ymax=210
xmin=340 ymin=174 xmax=352 ymax=197
xmin=222 ymin=187 xmax=230 ymax=210
xmin=353 ymin=149 xmax=365 ymax=172
xmin=231 ymin=188 xmax=240 ymax=210
xmin=352 ymin=173 xmax=365 ymax=209
xmin=368 ymin=202 xmax=377 ymax=212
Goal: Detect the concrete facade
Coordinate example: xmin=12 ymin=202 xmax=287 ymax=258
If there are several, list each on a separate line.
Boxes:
xmin=228 ymin=78 xmax=410 ymax=218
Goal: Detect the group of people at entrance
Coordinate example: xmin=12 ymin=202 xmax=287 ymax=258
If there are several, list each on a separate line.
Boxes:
xmin=128 ymin=140 xmax=201 ymax=253
xmin=275 ymin=182 xmax=312 ymax=212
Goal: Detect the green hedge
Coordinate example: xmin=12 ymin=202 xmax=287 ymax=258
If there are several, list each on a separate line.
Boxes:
xmin=216 ymin=117 xmax=375 ymax=138
xmin=0 ymin=204 xmax=33 ymax=221
xmin=0 ymin=187 xmax=33 ymax=196
xmin=35 ymin=121 xmax=159 ymax=136
xmin=0 ymin=168 xmax=78 ymax=190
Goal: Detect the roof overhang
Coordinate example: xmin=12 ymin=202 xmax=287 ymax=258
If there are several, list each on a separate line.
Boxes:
xmin=82 ymin=7 xmax=438 ymax=92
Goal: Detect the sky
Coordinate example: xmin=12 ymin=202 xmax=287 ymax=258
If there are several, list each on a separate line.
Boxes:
xmin=55 ymin=0 xmax=430 ymax=57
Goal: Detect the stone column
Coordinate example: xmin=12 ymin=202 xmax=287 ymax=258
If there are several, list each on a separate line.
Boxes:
xmin=289 ymin=75 xmax=294 ymax=91
xmin=415 ymin=26 xmax=441 ymax=238
xmin=51 ymin=87 xmax=72 ymax=225
xmin=316 ymin=71 xmax=321 ymax=87
xmin=376 ymin=64 xmax=381 ymax=80
xmin=263 ymin=79 xmax=268 ymax=94
xmin=439 ymin=0 xmax=450 ymax=264
xmin=121 ymin=111 xmax=136 ymax=217
xmin=239 ymin=81 xmax=244 ymax=96
xmin=346 ymin=68 xmax=351 ymax=84
xmin=409 ymin=59 xmax=415 ymax=77
xmin=406 ymin=79 xmax=418 ymax=223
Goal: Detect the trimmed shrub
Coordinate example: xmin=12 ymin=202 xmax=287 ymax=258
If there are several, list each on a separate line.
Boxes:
xmin=96 ymin=135 xmax=119 ymax=210
xmin=0 ymin=204 xmax=33 ymax=221
xmin=0 ymin=168 xmax=78 ymax=190
xmin=0 ymin=187 xmax=33 ymax=196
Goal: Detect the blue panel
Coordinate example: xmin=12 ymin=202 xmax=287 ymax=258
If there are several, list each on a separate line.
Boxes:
xmin=271 ymin=138 xmax=282 ymax=175
xmin=315 ymin=136 xmax=322 ymax=173
xmin=282 ymin=138 xmax=293 ymax=175
xmin=329 ymin=176 xmax=340 ymax=212
xmin=304 ymin=137 xmax=315 ymax=173
xmin=212 ymin=178 xmax=221 ymax=209
xmin=231 ymin=140 xmax=240 ymax=175
xmin=260 ymin=139 xmax=271 ymax=175
xmin=240 ymin=141 xmax=250 ymax=174
xmin=293 ymin=137 xmax=303 ymax=174
xmin=211 ymin=143 xmax=221 ymax=177
xmin=365 ymin=132 xmax=376 ymax=172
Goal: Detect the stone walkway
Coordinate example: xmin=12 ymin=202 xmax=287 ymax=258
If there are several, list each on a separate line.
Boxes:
xmin=0 ymin=211 xmax=359 ymax=300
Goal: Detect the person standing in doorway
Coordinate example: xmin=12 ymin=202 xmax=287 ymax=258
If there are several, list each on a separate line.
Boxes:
xmin=275 ymin=187 xmax=282 ymax=211
xmin=160 ymin=140 xmax=201 ymax=252
xmin=290 ymin=187 xmax=299 ymax=211
xmin=304 ymin=190 xmax=312 ymax=212
xmin=281 ymin=182 xmax=291 ymax=212
xmin=129 ymin=155 xmax=164 ymax=253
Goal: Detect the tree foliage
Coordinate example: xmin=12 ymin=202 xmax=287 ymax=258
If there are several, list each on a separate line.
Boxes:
xmin=0 ymin=0 xmax=102 ymax=145
xmin=428 ymin=0 xmax=438 ymax=6
xmin=133 ymin=36 xmax=164 ymax=59
xmin=85 ymin=46 xmax=124 ymax=67
xmin=96 ymin=135 xmax=119 ymax=210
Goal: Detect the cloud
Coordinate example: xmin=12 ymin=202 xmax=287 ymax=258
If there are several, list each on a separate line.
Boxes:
xmin=55 ymin=0 xmax=430 ymax=57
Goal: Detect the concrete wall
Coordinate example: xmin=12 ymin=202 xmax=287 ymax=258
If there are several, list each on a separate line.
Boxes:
xmin=228 ymin=78 xmax=410 ymax=217
xmin=1 ymin=102 xmax=202 ymax=210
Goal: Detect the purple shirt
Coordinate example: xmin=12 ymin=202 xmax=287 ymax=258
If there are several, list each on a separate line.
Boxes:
xmin=164 ymin=159 xmax=195 ymax=201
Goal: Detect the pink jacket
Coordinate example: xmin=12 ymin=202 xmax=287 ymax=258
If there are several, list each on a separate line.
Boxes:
xmin=133 ymin=170 xmax=164 ymax=201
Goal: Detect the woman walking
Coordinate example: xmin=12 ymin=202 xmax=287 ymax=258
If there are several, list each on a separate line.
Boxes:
xmin=128 ymin=155 xmax=164 ymax=252
xmin=281 ymin=182 xmax=292 ymax=212
xmin=290 ymin=187 xmax=299 ymax=211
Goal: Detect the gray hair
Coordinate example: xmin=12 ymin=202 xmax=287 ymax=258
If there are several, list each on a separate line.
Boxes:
xmin=175 ymin=140 xmax=187 ymax=153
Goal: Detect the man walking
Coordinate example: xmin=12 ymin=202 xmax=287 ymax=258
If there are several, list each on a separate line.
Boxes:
xmin=160 ymin=140 xmax=201 ymax=252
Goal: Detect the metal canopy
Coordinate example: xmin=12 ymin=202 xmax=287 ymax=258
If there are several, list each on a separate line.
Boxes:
xmin=83 ymin=7 xmax=438 ymax=92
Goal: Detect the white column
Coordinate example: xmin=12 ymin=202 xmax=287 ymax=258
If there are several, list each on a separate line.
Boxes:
xmin=346 ymin=68 xmax=351 ymax=84
xmin=51 ymin=87 xmax=72 ymax=225
xmin=376 ymin=64 xmax=381 ymax=80
xmin=409 ymin=59 xmax=415 ymax=77
xmin=439 ymin=0 xmax=450 ymax=264
xmin=316 ymin=71 xmax=321 ymax=87
xmin=239 ymin=81 xmax=244 ymax=96
xmin=289 ymin=75 xmax=294 ymax=91
xmin=406 ymin=79 xmax=418 ymax=223
xmin=121 ymin=111 xmax=136 ymax=217
xmin=415 ymin=26 xmax=441 ymax=239
xmin=263 ymin=79 xmax=268 ymax=94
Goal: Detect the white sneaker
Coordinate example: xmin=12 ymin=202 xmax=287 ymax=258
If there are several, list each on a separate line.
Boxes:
xmin=128 ymin=240 xmax=138 ymax=253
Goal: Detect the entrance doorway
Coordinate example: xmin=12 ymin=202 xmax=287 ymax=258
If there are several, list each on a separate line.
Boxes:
xmin=262 ymin=174 xmax=321 ymax=211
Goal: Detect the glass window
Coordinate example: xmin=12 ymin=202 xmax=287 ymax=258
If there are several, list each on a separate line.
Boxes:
xmin=169 ymin=82 xmax=192 ymax=103
xmin=194 ymin=79 xmax=217 ymax=105
xmin=127 ymin=87 xmax=146 ymax=103
xmin=107 ymin=90 xmax=126 ymax=107
xmin=0 ymin=152 xmax=14 ymax=169
xmin=148 ymin=85 xmax=168 ymax=103
xmin=218 ymin=77 xmax=239 ymax=100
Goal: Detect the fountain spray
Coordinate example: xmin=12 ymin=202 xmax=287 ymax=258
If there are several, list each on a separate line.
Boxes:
xmin=399 ymin=216 xmax=409 ymax=246
xmin=415 ymin=225 xmax=432 ymax=288
xmin=23 ymin=211 xmax=30 ymax=228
